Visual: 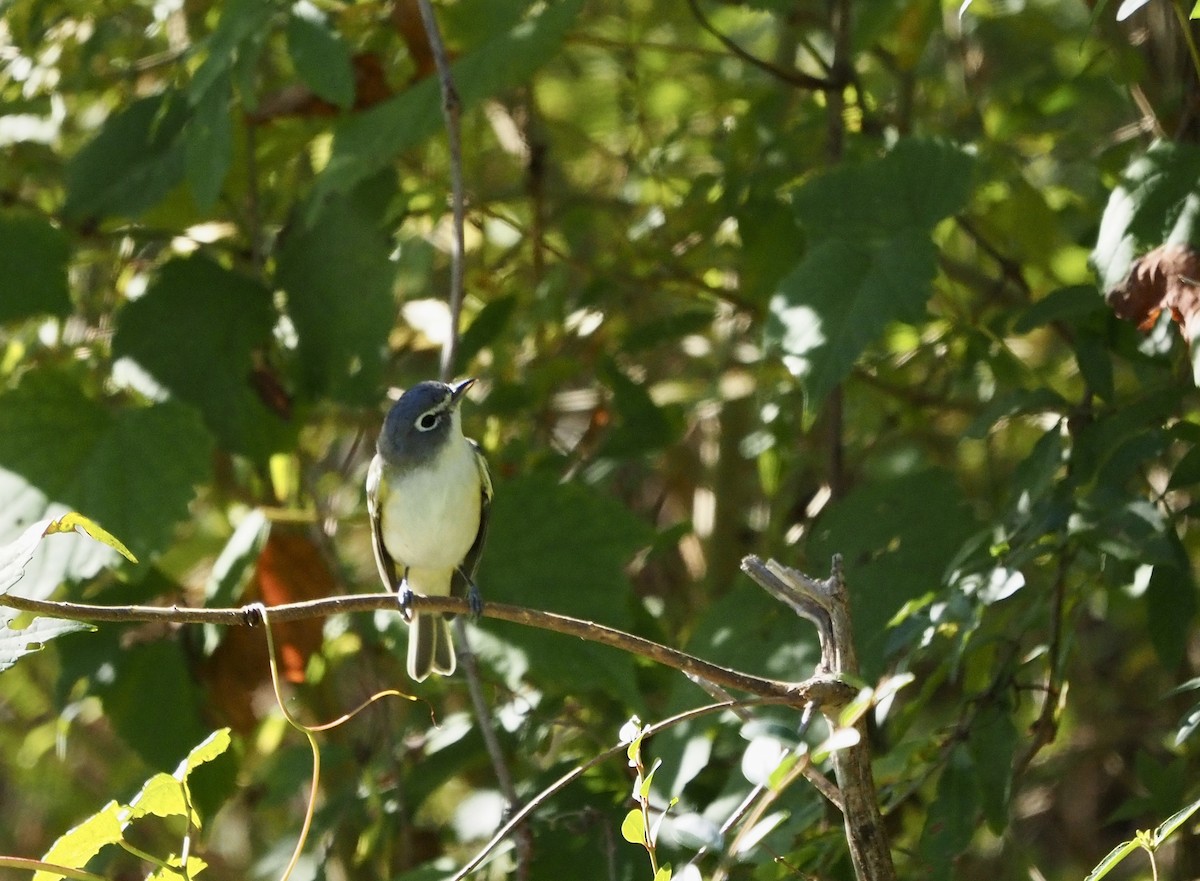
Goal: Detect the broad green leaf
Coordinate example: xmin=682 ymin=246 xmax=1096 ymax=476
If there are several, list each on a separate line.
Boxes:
xmin=1013 ymin=285 xmax=1104 ymax=333
xmin=919 ymin=746 xmax=979 ymax=881
xmin=0 ymin=614 xmax=91 ymax=674
xmin=287 ymin=12 xmax=355 ymax=109
xmin=807 ymin=469 xmax=977 ymax=677
xmin=276 ymin=176 xmax=396 ymax=405
xmin=0 ymin=370 xmax=214 ymax=567
xmin=1092 ymin=140 xmax=1200 ymax=291
xmin=113 ymin=254 xmax=290 ymax=459
xmin=653 ymin=867 xmax=672 ymax=881
xmin=967 ymin=705 xmax=1016 ymax=833
xmin=792 ymin=139 xmax=974 ymax=242
xmin=185 ymin=71 xmax=234 ymax=210
xmin=0 ymin=210 xmax=70 ymax=323
xmin=312 ymin=0 xmax=584 ymax=205
xmin=457 ymin=295 xmax=519 ymax=366
xmin=33 ymin=801 xmax=123 ymax=881
xmin=767 ymin=232 xmax=936 ymax=415
xmin=621 ymin=809 xmax=646 ymax=845
xmin=63 ymin=91 xmax=190 ymax=222
xmin=768 ymin=139 xmax=973 ymax=415
xmin=478 ymin=473 xmax=653 ymax=704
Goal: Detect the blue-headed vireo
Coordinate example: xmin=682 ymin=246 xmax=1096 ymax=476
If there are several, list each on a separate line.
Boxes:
xmin=366 ymin=378 xmax=492 ymax=681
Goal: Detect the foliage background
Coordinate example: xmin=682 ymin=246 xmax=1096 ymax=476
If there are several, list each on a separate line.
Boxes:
xmin=3 ymin=0 xmax=1200 ymax=879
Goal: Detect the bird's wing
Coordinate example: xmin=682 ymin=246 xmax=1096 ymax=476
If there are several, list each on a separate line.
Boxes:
xmin=451 ymin=439 xmax=492 ymax=598
xmin=366 ymin=454 xmax=403 ymax=592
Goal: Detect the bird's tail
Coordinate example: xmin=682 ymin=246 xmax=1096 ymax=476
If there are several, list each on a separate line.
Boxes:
xmin=408 ymin=612 xmax=456 ymax=681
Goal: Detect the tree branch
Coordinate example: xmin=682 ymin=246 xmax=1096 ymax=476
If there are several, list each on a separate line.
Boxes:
xmin=0 ymin=589 xmax=834 ymax=706
xmin=741 ymin=555 xmax=897 ymax=881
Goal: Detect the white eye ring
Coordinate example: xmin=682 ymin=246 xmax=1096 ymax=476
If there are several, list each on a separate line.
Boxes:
xmin=417 ymin=411 xmax=441 ymax=431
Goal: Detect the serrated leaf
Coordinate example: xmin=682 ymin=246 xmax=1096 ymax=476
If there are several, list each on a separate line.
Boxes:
xmin=33 ymin=802 xmax=123 ymax=881
xmin=113 ymin=254 xmax=290 ymax=459
xmin=63 ymin=92 xmax=190 ymax=222
xmin=185 ymin=72 xmax=233 ymax=210
xmin=313 ymin=0 xmax=584 ymax=204
xmin=0 ymin=614 xmax=92 ymax=674
xmin=146 ymin=856 xmax=207 ymax=881
xmin=0 ymin=370 xmax=213 ymax=581
xmin=0 ymin=513 xmax=133 ymax=598
xmin=621 ymin=809 xmax=646 ymax=845
xmin=287 ymin=12 xmax=355 ymax=109
xmin=276 ymin=177 xmax=396 ymax=405
xmin=0 ymin=210 xmax=71 ymax=323
xmin=127 ymin=772 xmax=188 ymax=822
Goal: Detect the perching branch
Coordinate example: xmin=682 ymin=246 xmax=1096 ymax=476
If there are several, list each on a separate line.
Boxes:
xmin=741 ymin=555 xmax=897 ymax=881
xmin=0 ymin=589 xmax=842 ymax=707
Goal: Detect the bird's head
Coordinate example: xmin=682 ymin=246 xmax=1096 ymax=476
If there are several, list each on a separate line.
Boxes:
xmin=377 ymin=378 xmax=475 ymax=466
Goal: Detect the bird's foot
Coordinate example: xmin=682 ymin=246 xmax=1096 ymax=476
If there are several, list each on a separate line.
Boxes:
xmin=397 ymin=583 xmax=415 ymax=622
xmin=466 ymin=581 xmax=484 ymax=621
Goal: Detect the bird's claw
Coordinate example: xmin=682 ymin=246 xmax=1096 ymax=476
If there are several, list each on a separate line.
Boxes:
xmin=397 ymin=583 xmax=415 ymax=622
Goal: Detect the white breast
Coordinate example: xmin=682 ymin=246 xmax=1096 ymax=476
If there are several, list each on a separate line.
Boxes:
xmin=380 ymin=434 xmax=481 ymax=592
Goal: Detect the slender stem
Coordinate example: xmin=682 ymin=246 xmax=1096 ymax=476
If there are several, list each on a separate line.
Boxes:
xmin=415 ymin=0 xmax=467 ymax=382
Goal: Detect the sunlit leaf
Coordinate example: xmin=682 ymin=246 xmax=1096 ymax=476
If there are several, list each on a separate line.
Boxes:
xmin=621 ymin=809 xmax=646 ymax=845
xmin=33 ymin=802 xmax=123 ymax=881
xmin=0 ymin=614 xmax=91 ymax=675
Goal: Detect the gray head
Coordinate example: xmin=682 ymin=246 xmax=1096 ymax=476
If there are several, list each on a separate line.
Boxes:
xmin=377 ymin=378 xmax=475 ymax=466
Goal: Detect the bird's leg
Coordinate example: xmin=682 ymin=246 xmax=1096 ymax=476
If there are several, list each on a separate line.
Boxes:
xmin=397 ymin=566 xmax=414 ymax=622
xmin=459 ymin=569 xmax=484 ymax=620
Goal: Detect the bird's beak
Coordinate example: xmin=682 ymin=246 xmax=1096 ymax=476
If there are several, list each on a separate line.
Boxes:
xmin=450 ymin=377 xmax=476 ymax=406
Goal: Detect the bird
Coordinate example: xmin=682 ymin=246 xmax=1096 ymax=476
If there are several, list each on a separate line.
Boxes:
xmin=365 ymin=378 xmax=492 ymax=681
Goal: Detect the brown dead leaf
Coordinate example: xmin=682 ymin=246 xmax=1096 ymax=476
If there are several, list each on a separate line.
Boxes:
xmin=202 ymin=526 xmax=335 ymax=731
xmin=1106 ymin=243 xmax=1200 ymax=343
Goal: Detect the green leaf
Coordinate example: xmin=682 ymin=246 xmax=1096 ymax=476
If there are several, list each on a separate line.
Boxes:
xmin=0 ymin=370 xmax=214 ymax=568
xmin=1153 ymin=793 xmax=1200 ymax=845
xmin=0 ymin=614 xmax=92 ymax=675
xmin=919 ymin=746 xmax=979 ymax=881
xmin=113 ymin=254 xmax=290 ymax=459
xmin=767 ymin=232 xmax=936 ymax=415
xmin=287 ymin=12 xmax=355 ymax=109
xmin=457 ymin=295 xmax=519 ymax=367
xmin=0 ymin=210 xmax=71 ymax=323
xmin=33 ymin=801 xmax=123 ymax=881
xmin=63 ymin=91 xmax=190 ymax=222
xmin=1013 ymin=285 xmax=1104 ymax=333
xmin=276 ymin=176 xmax=396 ymax=405
xmin=1083 ymin=839 xmax=1142 ymax=881
xmin=190 ymin=0 xmax=278 ymax=102
xmin=479 ymin=473 xmax=653 ymax=703
xmin=1092 ymin=140 xmax=1200 ymax=291
xmin=621 ymin=809 xmax=646 ymax=845
xmin=967 ymin=705 xmax=1016 ymax=832
xmin=768 ymin=139 xmax=973 ymax=415
xmin=185 ymin=72 xmax=234 ymax=210
xmin=1145 ymin=559 xmax=1197 ymax=669
xmin=312 ymin=0 xmax=584 ymax=205
xmin=793 ymin=139 xmax=974 ymax=241
xmin=808 ymin=469 xmax=977 ymax=678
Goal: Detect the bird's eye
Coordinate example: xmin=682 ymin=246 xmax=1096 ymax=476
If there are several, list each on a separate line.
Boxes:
xmin=417 ymin=412 xmax=441 ymax=431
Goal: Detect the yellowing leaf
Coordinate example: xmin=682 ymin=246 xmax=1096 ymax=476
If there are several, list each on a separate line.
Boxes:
xmin=621 ymin=809 xmax=646 ymax=846
xmin=33 ymin=802 xmax=123 ymax=881
xmin=44 ymin=512 xmax=137 ymax=563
